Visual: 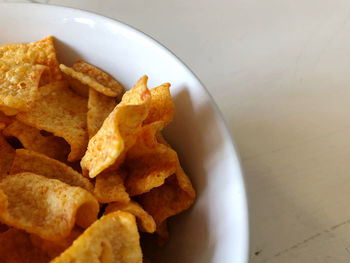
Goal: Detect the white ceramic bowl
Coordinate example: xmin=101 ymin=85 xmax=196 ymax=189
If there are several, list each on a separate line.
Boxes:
xmin=0 ymin=3 xmax=249 ymax=263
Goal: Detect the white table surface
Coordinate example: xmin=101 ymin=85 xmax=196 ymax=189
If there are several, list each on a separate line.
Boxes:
xmin=3 ymin=0 xmax=350 ymax=262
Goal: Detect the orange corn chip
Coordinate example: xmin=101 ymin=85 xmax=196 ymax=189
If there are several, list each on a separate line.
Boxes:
xmin=138 ymin=165 xmax=195 ymax=239
xmin=0 ymin=173 xmax=99 ymax=241
xmin=125 ymin=121 xmax=178 ymax=196
xmin=87 ymin=88 xmax=116 ymax=139
xmin=59 ymin=60 xmax=124 ymax=97
xmin=0 ymin=61 xmax=48 ymax=112
xmin=63 ymin=73 xmax=89 ymax=97
xmin=0 ymin=134 xmax=15 ymax=178
xmin=144 ymin=83 xmax=174 ymax=126
xmin=3 ymin=120 xmax=69 ymax=161
xmin=81 ymin=76 xmax=151 ymax=178
xmin=17 ymin=80 xmax=88 ymax=161
xmin=51 ymin=211 xmax=142 ymax=263
xmin=93 ymin=169 xmax=130 ymax=204
xmin=105 ymin=201 xmax=156 ymax=233
xmin=0 ymin=36 xmax=62 ymax=83
xmin=30 ymin=227 xmax=83 ymax=259
xmin=10 ymin=149 xmax=93 ymax=192
xmin=0 ymin=111 xmax=13 ymax=125
xmin=0 ymin=228 xmax=50 ymax=263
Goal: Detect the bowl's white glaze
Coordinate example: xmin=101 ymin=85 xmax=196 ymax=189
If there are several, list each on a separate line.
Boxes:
xmin=0 ymin=3 xmax=249 ymax=263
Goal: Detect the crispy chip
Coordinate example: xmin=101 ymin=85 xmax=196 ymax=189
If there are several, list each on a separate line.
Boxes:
xmin=105 ymin=201 xmax=156 ymax=233
xmin=0 ymin=36 xmax=62 ymax=83
xmin=0 ymin=61 xmax=48 ymax=111
xmin=0 ymin=228 xmax=50 ymax=263
xmin=60 ymin=60 xmax=124 ymax=97
xmin=51 ymin=211 xmax=142 ymax=263
xmin=125 ymin=121 xmax=178 ymax=196
xmin=0 ymin=173 xmax=99 ymax=241
xmin=64 ymin=73 xmax=89 ymax=97
xmin=138 ymin=165 xmax=195 ymax=239
xmin=88 ymin=88 xmax=116 ymax=139
xmin=17 ymin=80 xmax=88 ymax=161
xmin=30 ymin=227 xmax=83 ymax=259
xmin=0 ymin=111 xmax=13 ymax=125
xmin=144 ymin=83 xmax=174 ymax=126
xmin=10 ymin=149 xmax=93 ymax=191
xmin=81 ymin=76 xmax=151 ymax=178
xmin=3 ymin=120 xmax=69 ymax=160
xmin=93 ymin=169 xmax=130 ymax=204
xmin=0 ymin=134 xmax=15 ymax=178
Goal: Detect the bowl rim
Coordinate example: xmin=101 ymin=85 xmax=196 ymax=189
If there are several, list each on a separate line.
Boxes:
xmin=0 ymin=2 xmax=250 ymax=262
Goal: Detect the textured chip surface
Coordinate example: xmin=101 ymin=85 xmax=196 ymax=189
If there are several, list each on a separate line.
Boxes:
xmin=0 ymin=134 xmax=15 ymax=178
xmin=144 ymin=83 xmax=174 ymax=126
xmin=60 ymin=60 xmax=124 ymax=97
xmin=0 ymin=228 xmax=50 ymax=263
xmin=93 ymin=169 xmax=130 ymax=204
xmin=138 ymin=164 xmax=195 ymax=241
xmin=81 ymin=76 xmax=151 ymax=178
xmin=105 ymin=201 xmax=156 ymax=233
xmin=125 ymin=121 xmax=178 ymax=196
xmin=51 ymin=211 xmax=142 ymax=263
xmin=17 ymin=80 xmax=88 ymax=161
xmin=0 ymin=173 xmax=99 ymax=241
xmin=3 ymin=120 xmax=69 ymax=160
xmin=87 ymin=88 xmax=116 ymax=139
xmin=10 ymin=149 xmax=93 ymax=191
xmin=0 ymin=61 xmax=47 ymax=111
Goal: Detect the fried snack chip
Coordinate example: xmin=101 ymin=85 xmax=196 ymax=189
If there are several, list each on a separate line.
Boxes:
xmin=0 ymin=173 xmax=99 ymax=241
xmin=0 ymin=134 xmax=15 ymax=178
xmin=138 ymin=165 xmax=195 ymax=240
xmin=0 ymin=228 xmax=50 ymax=263
xmin=144 ymin=83 xmax=174 ymax=126
xmin=30 ymin=227 xmax=83 ymax=259
xmin=125 ymin=121 xmax=178 ymax=196
xmin=51 ymin=211 xmax=142 ymax=263
xmin=87 ymin=88 xmax=116 ymax=139
xmin=3 ymin=120 xmax=70 ymax=160
xmin=0 ymin=61 xmax=48 ymax=112
xmin=0 ymin=111 xmax=13 ymax=125
xmin=93 ymin=169 xmax=130 ymax=204
xmin=0 ymin=36 xmax=62 ymax=84
xmin=64 ymin=74 xmax=89 ymax=97
xmin=17 ymin=80 xmax=88 ymax=161
xmin=81 ymin=76 xmax=151 ymax=178
xmin=105 ymin=201 xmax=156 ymax=233
xmin=10 ymin=149 xmax=93 ymax=191
xmin=59 ymin=60 xmax=124 ymax=97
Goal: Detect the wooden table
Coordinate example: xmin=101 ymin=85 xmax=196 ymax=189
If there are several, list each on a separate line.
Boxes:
xmin=5 ymin=0 xmax=350 ymax=262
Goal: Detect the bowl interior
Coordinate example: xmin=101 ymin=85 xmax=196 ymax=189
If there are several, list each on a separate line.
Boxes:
xmin=0 ymin=4 xmax=248 ymax=263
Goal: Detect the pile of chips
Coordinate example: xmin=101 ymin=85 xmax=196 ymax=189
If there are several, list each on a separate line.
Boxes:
xmin=0 ymin=36 xmax=195 ymax=262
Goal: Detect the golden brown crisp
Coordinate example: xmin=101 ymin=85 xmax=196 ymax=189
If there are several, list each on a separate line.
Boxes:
xmin=0 ymin=173 xmax=99 ymax=241
xmin=105 ymin=201 xmax=156 ymax=233
xmin=81 ymin=76 xmax=151 ymax=178
xmin=16 ymin=80 xmax=88 ymax=161
xmin=50 ymin=211 xmax=142 ymax=263
xmin=10 ymin=149 xmax=93 ymax=192
xmin=0 ymin=228 xmax=50 ymax=263
xmin=87 ymin=88 xmax=116 ymax=139
xmin=0 ymin=134 xmax=15 ymax=178
xmin=93 ymin=169 xmax=130 ymax=204
xmin=3 ymin=120 xmax=70 ymax=161
xmin=125 ymin=121 xmax=178 ymax=196
xmin=60 ymin=60 xmax=124 ymax=97
xmin=144 ymin=83 xmax=174 ymax=126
